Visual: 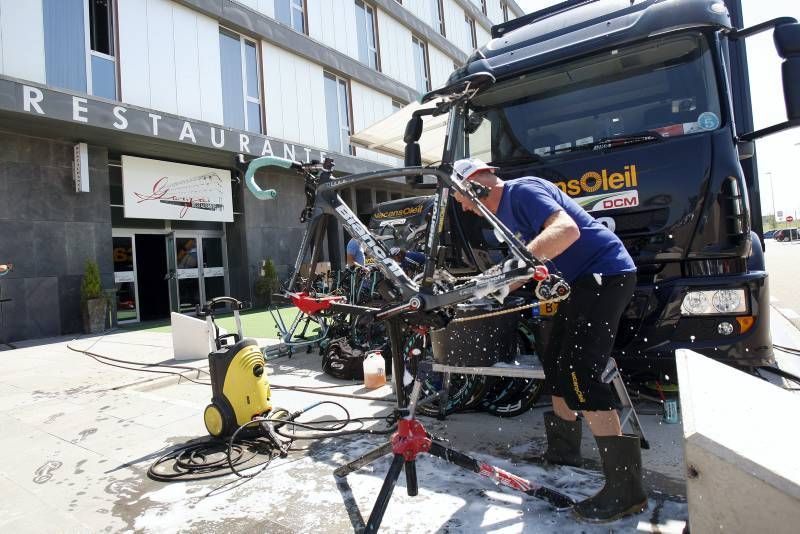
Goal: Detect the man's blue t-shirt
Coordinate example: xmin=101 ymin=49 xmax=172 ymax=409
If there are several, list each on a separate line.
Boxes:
xmin=346 ymin=238 xmax=366 ymax=266
xmin=496 ymin=177 xmax=635 ymax=282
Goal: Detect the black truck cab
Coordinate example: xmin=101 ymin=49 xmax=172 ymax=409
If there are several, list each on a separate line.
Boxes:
xmin=426 ymin=0 xmax=800 ymax=373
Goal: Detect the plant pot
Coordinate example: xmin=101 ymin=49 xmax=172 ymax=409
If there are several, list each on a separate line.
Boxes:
xmin=83 ymin=298 xmax=107 ymax=334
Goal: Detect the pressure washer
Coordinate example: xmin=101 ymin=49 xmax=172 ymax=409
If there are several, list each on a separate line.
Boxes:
xmin=199 ymin=296 xmax=273 ymax=438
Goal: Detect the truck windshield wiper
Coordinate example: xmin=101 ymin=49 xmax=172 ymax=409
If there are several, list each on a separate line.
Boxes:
xmin=553 ymin=131 xmax=663 ymax=154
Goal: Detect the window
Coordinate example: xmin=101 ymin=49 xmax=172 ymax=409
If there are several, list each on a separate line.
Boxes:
xmin=480 ymin=0 xmax=488 ymax=16
xmin=465 ymin=15 xmax=477 ymax=49
xmin=43 ymin=0 xmax=117 ymax=99
xmin=411 ymin=37 xmax=430 ymax=94
xmin=219 ymin=29 xmax=263 ymax=133
xmin=275 ymin=0 xmax=305 ymax=33
xmin=502 ymin=2 xmax=510 ymax=22
xmin=431 ymin=0 xmax=446 ymax=37
xmin=467 ymin=34 xmax=721 ymax=162
xmin=324 ymin=72 xmax=352 ymax=155
xmin=355 ymin=1 xmax=379 ymax=70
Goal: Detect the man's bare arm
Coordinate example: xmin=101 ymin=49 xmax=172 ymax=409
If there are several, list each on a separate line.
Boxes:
xmin=527 ymin=210 xmax=580 ymax=261
xmin=507 ymin=211 xmax=580 ymax=292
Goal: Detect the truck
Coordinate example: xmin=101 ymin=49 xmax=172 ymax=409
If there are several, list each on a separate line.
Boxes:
xmin=400 ymin=0 xmax=800 ymax=378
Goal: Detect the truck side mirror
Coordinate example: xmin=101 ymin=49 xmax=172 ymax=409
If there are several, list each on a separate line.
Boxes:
xmin=404 ymin=115 xmax=424 ymax=143
xmin=774 ymin=22 xmax=800 ymax=120
xmin=733 ymin=18 xmax=800 ymax=141
xmin=404 ymin=115 xmax=433 ymax=188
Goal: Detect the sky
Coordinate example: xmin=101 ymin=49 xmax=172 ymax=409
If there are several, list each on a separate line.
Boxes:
xmin=515 ymin=0 xmax=800 ymax=216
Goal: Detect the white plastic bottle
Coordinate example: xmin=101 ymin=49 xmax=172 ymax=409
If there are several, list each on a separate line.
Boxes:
xmin=363 ymin=351 xmax=386 ymax=389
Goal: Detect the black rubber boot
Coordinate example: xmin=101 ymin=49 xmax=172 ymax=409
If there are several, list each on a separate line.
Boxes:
xmin=541 ymin=411 xmax=583 ymax=467
xmin=574 ymin=434 xmax=648 ymax=522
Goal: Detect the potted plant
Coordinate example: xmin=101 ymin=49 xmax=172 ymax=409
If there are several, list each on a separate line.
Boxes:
xmin=81 ymin=259 xmax=107 ymax=334
xmin=254 ymin=258 xmax=279 ymax=308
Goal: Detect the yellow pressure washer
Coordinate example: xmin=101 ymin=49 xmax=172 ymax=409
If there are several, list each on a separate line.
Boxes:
xmin=199 ymin=296 xmax=272 ymax=438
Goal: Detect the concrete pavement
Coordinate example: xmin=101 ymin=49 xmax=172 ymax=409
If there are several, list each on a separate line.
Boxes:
xmin=11 ymin=311 xmax=797 ymax=532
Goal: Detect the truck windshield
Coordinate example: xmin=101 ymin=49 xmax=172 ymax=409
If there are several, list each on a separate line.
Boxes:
xmin=466 ymin=33 xmax=722 ymax=162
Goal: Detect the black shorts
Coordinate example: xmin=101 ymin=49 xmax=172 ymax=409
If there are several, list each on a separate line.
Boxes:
xmin=534 ymin=272 xmax=636 ymax=411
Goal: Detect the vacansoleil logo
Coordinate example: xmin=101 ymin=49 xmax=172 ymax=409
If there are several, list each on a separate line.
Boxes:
xmin=554 ymin=164 xmax=639 ymax=212
xmin=373 ymin=204 xmax=425 ymax=220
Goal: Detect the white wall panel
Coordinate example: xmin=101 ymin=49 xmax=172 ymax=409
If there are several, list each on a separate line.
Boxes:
xmin=231 ymin=0 xmax=274 ymax=18
xmin=476 ymin=24 xmax=491 ymax=48
xmin=118 ymin=0 xmax=152 ymax=107
xmin=0 ymin=0 xmax=46 ymax=83
xmin=376 ymin=11 xmax=415 ymax=90
xmin=277 ymin=51 xmax=299 ymax=142
xmin=307 ymin=0 xmax=358 ymax=61
xmin=351 ymin=81 xmax=401 ymax=165
xmin=442 ymin=0 xmax=471 ymax=55
xmin=172 ymin=4 xmax=202 ymax=119
xmin=118 ymin=0 xmax=223 ymax=122
xmin=261 ymin=41 xmax=327 ymax=148
xmin=146 ymin=0 xmax=178 ymax=114
xmin=402 ymin=0 xmax=435 ymax=29
xmin=196 ymin=15 xmax=224 ymax=124
xmin=428 ymin=45 xmax=454 ymax=91
xmin=487 ymin=0 xmax=503 ymax=25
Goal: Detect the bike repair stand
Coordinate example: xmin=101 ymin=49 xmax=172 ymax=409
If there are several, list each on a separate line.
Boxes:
xmin=333 ymin=319 xmax=576 ymax=534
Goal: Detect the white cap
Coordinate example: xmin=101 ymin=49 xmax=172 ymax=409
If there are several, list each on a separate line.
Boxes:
xmin=453 ymin=158 xmax=498 ymax=181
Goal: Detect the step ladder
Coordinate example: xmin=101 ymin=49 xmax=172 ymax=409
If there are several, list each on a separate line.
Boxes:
xmin=431 ymin=356 xmax=649 ymax=449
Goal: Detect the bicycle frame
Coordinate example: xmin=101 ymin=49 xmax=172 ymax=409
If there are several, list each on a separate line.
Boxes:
xmin=244 ymin=101 xmax=568 ymax=319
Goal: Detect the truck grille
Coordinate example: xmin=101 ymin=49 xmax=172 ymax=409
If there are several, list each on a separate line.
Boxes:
xmin=613 ymin=207 xmax=669 ymax=235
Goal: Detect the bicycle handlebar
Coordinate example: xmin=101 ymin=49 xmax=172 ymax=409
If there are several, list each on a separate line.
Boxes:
xmin=244 ymin=156 xmax=301 ymax=200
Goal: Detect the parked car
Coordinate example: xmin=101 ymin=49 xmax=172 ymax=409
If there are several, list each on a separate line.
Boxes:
xmin=763 ymin=230 xmax=776 ymax=239
xmin=774 ymin=228 xmax=800 ymax=242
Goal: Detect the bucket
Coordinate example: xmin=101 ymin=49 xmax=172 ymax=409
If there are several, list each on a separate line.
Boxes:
xmin=430 ymin=298 xmax=522 ymax=367
xmin=363 ymin=350 xmax=387 ymax=389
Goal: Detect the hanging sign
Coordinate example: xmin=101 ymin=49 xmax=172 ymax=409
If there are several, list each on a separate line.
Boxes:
xmin=122 ymin=156 xmax=233 ymax=222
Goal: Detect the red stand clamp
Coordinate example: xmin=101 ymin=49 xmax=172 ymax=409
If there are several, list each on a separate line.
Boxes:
xmin=532 ymin=265 xmax=549 ymax=281
xmin=288 ymin=291 xmax=346 ymax=316
xmin=391 ymin=419 xmax=431 ymax=461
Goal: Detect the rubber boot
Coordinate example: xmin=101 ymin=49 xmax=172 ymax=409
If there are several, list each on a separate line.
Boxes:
xmin=541 ymin=411 xmax=583 ymax=467
xmin=574 ymin=434 xmax=648 ymax=522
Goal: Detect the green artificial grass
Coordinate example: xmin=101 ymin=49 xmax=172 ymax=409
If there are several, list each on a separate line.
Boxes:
xmin=119 ymin=306 xmax=320 ymax=339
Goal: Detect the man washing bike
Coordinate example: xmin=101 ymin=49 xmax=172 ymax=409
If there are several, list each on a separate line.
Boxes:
xmin=452 ymin=158 xmax=645 ymax=522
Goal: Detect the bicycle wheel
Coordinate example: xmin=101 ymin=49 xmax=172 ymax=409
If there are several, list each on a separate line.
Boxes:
xmin=401 ymin=331 xmax=491 ymax=417
xmin=480 ymin=327 xmax=545 ymax=417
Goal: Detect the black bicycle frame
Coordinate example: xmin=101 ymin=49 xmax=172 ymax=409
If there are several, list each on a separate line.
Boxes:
xmin=245 ymin=101 xmax=565 ymax=317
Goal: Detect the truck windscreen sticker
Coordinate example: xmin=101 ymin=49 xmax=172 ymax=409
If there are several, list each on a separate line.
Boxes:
xmin=553 ymin=164 xmax=638 ymax=197
xmin=578 ymin=190 xmax=639 ymax=212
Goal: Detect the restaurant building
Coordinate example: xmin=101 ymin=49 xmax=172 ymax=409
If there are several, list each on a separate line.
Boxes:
xmin=0 ymin=0 xmax=523 ymax=342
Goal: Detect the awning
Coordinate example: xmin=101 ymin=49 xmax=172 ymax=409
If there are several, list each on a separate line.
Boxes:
xmin=350 ymin=99 xmax=448 ymax=165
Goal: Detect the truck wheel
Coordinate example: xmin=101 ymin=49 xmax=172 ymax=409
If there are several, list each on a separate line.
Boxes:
xmin=747 ymin=230 xmax=765 ymax=271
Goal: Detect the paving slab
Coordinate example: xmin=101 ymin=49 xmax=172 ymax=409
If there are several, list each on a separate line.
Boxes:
xmin=0 ymin=327 xmax=703 ymax=532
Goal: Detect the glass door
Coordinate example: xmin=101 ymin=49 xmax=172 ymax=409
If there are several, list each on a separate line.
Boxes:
xmin=165 ymin=232 xmax=180 ymax=313
xmin=170 ymin=232 xmax=228 ymax=314
xmin=175 ymin=236 xmax=201 ymax=314
xmin=202 ymin=237 xmax=226 ymax=302
xmin=112 ymin=235 xmax=138 ymax=322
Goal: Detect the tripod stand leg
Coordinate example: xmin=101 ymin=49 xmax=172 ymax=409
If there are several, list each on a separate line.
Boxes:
xmin=428 ymin=442 xmax=575 ymax=509
xmin=364 ymin=453 xmax=406 ymax=534
xmin=333 ymin=441 xmax=393 ymax=478
xmin=404 ymin=460 xmax=418 ymax=496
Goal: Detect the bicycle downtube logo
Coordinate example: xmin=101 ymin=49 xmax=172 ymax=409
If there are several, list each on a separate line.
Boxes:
xmin=334 ymin=204 xmax=405 ymax=279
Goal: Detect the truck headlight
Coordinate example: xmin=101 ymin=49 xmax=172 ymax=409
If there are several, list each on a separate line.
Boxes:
xmin=680 ymin=289 xmax=747 ymax=315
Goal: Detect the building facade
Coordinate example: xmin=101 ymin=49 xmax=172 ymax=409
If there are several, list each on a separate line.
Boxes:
xmin=0 ymin=0 xmax=524 ymax=342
